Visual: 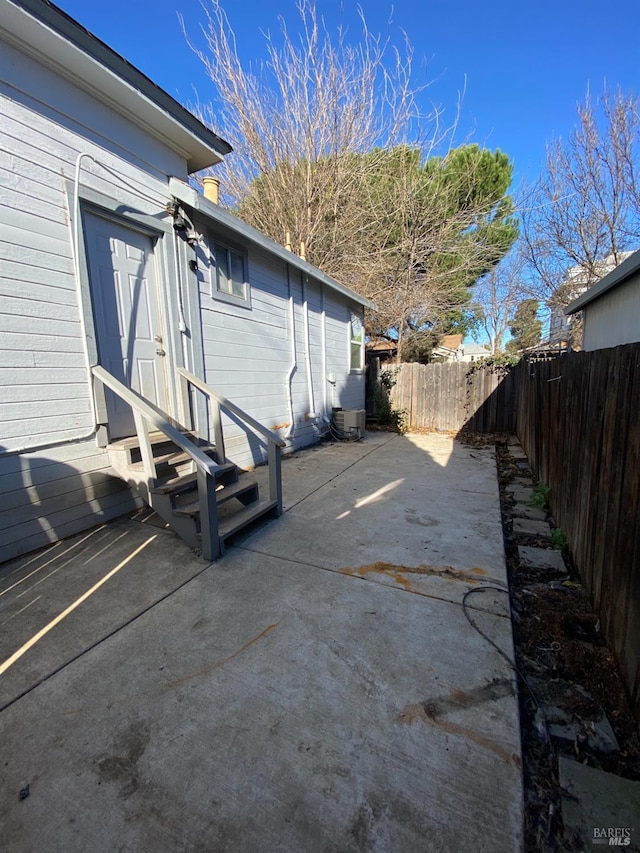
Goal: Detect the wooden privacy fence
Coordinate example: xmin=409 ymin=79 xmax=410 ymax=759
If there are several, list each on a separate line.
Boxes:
xmin=383 ymin=348 xmax=640 ymax=718
xmin=387 ymin=361 xmax=517 ymax=432
xmin=515 ymin=344 xmax=640 ymax=719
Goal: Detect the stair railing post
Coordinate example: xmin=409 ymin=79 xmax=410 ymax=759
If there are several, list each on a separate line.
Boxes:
xmin=210 ymin=398 xmax=226 ymax=465
xmin=268 ymin=441 xmax=283 ymax=516
xmin=197 ymin=468 xmax=221 ymax=561
xmin=133 ymin=411 xmax=157 ymax=483
xmin=177 ymin=369 xmax=192 ymax=431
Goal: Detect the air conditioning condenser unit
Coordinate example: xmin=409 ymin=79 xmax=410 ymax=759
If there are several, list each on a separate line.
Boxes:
xmin=332 ymin=408 xmax=366 ymax=439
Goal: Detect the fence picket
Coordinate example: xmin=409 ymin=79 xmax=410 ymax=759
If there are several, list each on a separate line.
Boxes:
xmin=387 ymin=361 xmax=516 ymax=432
xmin=515 ymin=344 xmax=640 ymax=721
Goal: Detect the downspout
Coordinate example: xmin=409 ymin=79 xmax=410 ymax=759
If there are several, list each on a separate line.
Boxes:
xmin=284 ymin=264 xmax=297 ymax=440
xmin=172 ymin=229 xmax=188 ymax=337
xmin=320 ymin=287 xmax=330 ymax=425
xmin=71 ymin=153 xmax=100 ymax=433
xmin=302 ymin=275 xmax=317 ymax=419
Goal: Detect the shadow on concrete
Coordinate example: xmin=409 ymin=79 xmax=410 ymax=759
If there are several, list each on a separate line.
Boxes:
xmin=0 ymin=445 xmax=136 ymax=565
xmin=0 ymin=431 xmax=523 ymax=852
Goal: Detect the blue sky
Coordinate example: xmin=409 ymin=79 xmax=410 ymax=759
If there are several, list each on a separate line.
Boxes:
xmin=54 ymin=0 xmax=640 ymax=186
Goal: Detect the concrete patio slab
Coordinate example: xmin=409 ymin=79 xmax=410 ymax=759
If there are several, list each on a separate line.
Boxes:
xmin=243 ymin=433 xmax=508 ymax=609
xmin=0 ymin=515 xmax=208 ymax=710
xmin=0 ymin=432 xmax=523 ymax=852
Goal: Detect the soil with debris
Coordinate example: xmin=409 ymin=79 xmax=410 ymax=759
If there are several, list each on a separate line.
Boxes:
xmin=491 ymin=436 xmax=640 ymax=852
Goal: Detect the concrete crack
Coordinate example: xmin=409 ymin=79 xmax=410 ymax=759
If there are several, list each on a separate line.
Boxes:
xmin=165 ymin=618 xmax=285 ymax=687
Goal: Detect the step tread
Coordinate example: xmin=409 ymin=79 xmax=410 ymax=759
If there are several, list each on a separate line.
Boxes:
xmin=150 ymin=462 xmax=237 ymax=495
xmin=128 ymin=445 xmax=218 ymax=472
xmin=129 ymin=450 xmax=190 ymax=470
xmin=107 ymin=430 xmax=198 ymax=451
xmin=218 ymin=499 xmax=279 ymax=540
xmin=173 ymin=479 xmax=260 ymax=517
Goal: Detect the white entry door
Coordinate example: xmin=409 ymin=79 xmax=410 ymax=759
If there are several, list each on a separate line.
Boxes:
xmin=84 ymin=211 xmax=168 ymax=439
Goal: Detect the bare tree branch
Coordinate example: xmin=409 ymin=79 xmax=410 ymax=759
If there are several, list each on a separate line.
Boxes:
xmin=521 ymin=87 xmax=640 ymax=312
xmin=472 ymin=246 xmax=527 ymax=354
xmin=184 ymin=2 xmax=517 ymax=353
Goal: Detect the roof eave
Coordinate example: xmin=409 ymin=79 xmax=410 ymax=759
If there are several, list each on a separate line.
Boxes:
xmin=565 ymin=249 xmax=640 ymax=315
xmin=3 ymin=0 xmax=232 ymax=172
xmin=169 ymin=177 xmax=375 ymax=310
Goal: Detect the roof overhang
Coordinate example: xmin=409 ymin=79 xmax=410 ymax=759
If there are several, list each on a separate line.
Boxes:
xmin=565 ymin=250 xmax=640 ymax=315
xmin=169 ymin=177 xmax=375 ymax=311
xmin=2 ymin=0 xmax=232 ymax=173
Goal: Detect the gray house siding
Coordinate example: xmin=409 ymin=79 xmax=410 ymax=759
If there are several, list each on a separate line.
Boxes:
xmin=0 ymin=39 xmax=184 ymax=560
xmin=565 ymin=251 xmax=640 ymax=351
xmin=195 ymin=235 xmax=365 ymax=470
xmin=582 ymin=273 xmax=640 ymax=351
xmin=1 ymin=7 xmax=368 ymax=562
xmin=324 ymin=292 xmax=364 ymax=411
xmin=0 ymin=441 xmax=135 ymax=560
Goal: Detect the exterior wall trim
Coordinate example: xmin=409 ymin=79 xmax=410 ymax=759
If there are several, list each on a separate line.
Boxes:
xmin=169 ymin=177 xmax=375 ymax=311
xmin=2 ymin=0 xmax=231 ymax=171
xmin=566 ymin=249 xmax=640 ymax=314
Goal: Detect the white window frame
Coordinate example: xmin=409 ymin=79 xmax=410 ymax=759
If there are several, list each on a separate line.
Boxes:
xmin=207 ymin=237 xmax=251 ymax=308
xmin=349 ymin=312 xmax=364 ymax=373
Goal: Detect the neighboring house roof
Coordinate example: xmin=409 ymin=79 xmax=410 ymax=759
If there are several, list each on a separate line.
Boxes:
xmin=566 ymin=250 xmax=640 ymax=315
xmin=563 ymin=252 xmax=633 ymax=288
xmin=366 ymin=340 xmax=398 ymax=354
xmin=2 ymin=0 xmax=232 ymax=171
xmin=463 ymin=343 xmax=490 ymax=356
xmin=438 ymin=334 xmax=463 ymax=351
xmin=432 ymin=334 xmax=463 ymax=362
xmin=170 ymin=178 xmax=375 ymax=310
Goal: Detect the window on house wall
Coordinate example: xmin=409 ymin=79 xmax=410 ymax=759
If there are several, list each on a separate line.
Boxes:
xmin=208 ymin=238 xmax=250 ymax=306
xmin=350 ymin=312 xmax=364 ymax=372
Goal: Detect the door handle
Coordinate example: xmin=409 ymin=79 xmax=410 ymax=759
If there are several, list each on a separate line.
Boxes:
xmin=156 ymin=348 xmax=166 ymax=356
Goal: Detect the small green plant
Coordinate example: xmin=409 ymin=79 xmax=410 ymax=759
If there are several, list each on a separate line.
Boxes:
xmin=390 ymin=407 xmax=408 ymax=434
xmin=530 ymin=482 xmax=551 ymax=508
xmin=551 ymin=527 xmax=567 ymax=551
xmin=372 ymin=369 xmax=408 ymax=433
xmin=465 ymin=352 xmax=521 ymax=378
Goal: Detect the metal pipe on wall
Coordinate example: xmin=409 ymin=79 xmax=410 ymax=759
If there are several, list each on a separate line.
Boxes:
xmin=302 ymin=275 xmax=317 ymax=418
xmin=284 ymin=265 xmax=297 ymax=439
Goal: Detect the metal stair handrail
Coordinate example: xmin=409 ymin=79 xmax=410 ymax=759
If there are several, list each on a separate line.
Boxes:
xmin=93 ymin=365 xmax=225 ymax=560
xmin=92 ymin=365 xmax=222 ymax=478
xmin=177 ymin=368 xmax=286 ymax=450
xmin=177 ymin=367 xmax=284 ymax=517
xmin=93 ymin=365 xmax=284 ymax=561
